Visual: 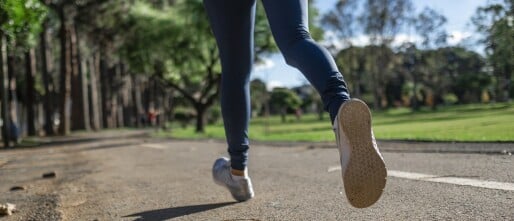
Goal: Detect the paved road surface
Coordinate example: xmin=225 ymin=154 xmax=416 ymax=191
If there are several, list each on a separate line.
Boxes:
xmin=0 ymin=134 xmax=513 ymax=220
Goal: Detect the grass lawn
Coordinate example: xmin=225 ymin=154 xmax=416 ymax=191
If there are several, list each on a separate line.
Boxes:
xmin=156 ymin=102 xmax=514 ymax=142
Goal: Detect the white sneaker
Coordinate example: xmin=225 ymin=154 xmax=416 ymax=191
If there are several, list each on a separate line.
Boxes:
xmin=212 ymin=157 xmax=254 ymax=202
xmin=334 ymin=99 xmax=387 ymax=208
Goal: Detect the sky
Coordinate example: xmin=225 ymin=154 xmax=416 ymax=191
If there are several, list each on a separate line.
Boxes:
xmin=252 ymin=0 xmax=488 ymax=90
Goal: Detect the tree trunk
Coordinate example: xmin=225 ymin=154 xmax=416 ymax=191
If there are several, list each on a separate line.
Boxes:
xmin=88 ymin=54 xmax=101 ymax=130
xmin=0 ymin=34 xmax=11 ymax=147
xmin=121 ymin=72 xmax=133 ymax=127
xmin=355 ymin=61 xmax=364 ymax=98
xmin=502 ymin=66 xmax=511 ymax=101
xmin=40 ymin=21 xmax=55 ymax=136
xmin=117 ymin=96 xmax=123 ymax=128
xmin=412 ymin=73 xmax=419 ymax=111
xmin=70 ymin=23 xmax=89 ymax=131
xmin=7 ymin=51 xmax=15 ymax=121
xmin=58 ymin=8 xmax=72 ymax=135
xmin=280 ymin=108 xmax=286 ymax=123
xmin=370 ymin=70 xmax=380 ymax=110
xmin=109 ymin=65 xmax=120 ymax=128
xmin=369 ymin=50 xmax=380 ymax=110
xmin=116 ymin=63 xmax=126 ymax=128
xmin=167 ymin=91 xmax=175 ymax=127
xmin=195 ymin=105 xmax=206 ymax=133
xmin=132 ymin=75 xmax=143 ymax=128
xmin=317 ymin=102 xmax=324 ymax=121
xmin=373 ymin=46 xmax=389 ymax=110
xmin=103 ymin=64 xmax=119 ymax=128
xmin=160 ymin=89 xmax=171 ymax=130
xmin=25 ymin=49 xmax=37 ymax=136
xmin=100 ymin=53 xmax=109 ymax=128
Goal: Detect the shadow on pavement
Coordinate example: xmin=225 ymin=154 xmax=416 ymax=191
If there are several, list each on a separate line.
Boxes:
xmin=79 ymin=141 xmax=141 ymax=152
xmin=1 ymin=130 xmax=150 ymax=150
xmin=124 ymin=202 xmax=236 ymax=220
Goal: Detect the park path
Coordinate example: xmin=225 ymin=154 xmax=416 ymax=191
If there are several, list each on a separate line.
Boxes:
xmin=0 ymin=131 xmax=513 ymax=220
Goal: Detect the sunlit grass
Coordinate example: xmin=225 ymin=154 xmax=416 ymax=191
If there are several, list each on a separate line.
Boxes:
xmin=156 ymin=103 xmax=514 ymax=142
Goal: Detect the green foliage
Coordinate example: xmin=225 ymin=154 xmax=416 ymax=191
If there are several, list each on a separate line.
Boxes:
xmin=438 ymin=47 xmax=490 ymax=103
xmin=307 ymin=0 xmax=323 ymax=41
xmin=208 ymin=105 xmax=221 ymax=124
xmin=335 ymin=46 xmax=368 ymax=96
xmin=250 ymin=79 xmax=268 ymax=116
xmin=167 ymin=0 xmax=219 ymax=81
xmin=415 ymin=7 xmax=448 ymax=48
xmin=123 ymin=0 xmax=325 ymax=95
xmin=269 ymin=87 xmax=302 ymax=112
xmin=122 ymin=1 xmax=182 ymax=75
xmin=360 ymin=0 xmax=414 ymax=45
xmin=0 ymin=0 xmax=47 ymax=47
xmin=472 ymin=0 xmax=514 ymax=101
xmin=254 ymin=2 xmax=277 ymax=57
xmin=123 ymin=0 xmax=221 ymax=85
xmin=336 ymin=42 xmax=490 ymax=107
xmin=443 ymin=93 xmax=458 ymax=105
xmin=321 ymin=0 xmax=359 ymax=42
xmin=254 ymin=0 xmax=323 ymax=58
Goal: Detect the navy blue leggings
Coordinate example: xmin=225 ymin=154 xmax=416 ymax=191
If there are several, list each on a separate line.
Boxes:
xmin=204 ymin=0 xmax=350 ymax=170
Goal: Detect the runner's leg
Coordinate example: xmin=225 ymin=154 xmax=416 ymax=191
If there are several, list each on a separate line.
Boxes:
xmin=204 ymin=0 xmax=256 ymax=171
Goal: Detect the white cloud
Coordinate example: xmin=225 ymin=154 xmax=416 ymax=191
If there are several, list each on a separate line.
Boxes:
xmin=323 ymin=31 xmax=474 ymax=51
xmin=254 ymin=58 xmax=275 ymax=71
xmin=266 ymin=80 xmax=284 ymax=91
xmin=323 ymin=33 xmax=424 ymax=49
xmin=349 ymin=35 xmax=372 ymax=47
xmin=321 ymin=32 xmax=371 ymax=50
xmin=448 ymin=31 xmax=472 ymax=45
xmin=392 ymin=34 xmax=423 ymax=47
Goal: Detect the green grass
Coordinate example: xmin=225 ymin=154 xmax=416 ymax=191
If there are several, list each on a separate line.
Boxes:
xmin=156 ymin=103 xmax=514 ymax=142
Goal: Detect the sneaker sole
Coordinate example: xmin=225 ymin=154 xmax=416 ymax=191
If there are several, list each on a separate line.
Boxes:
xmin=338 ymin=99 xmax=387 ymax=208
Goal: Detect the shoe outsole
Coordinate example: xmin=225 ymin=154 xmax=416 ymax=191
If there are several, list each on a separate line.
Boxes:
xmin=338 ymin=99 xmax=387 ymax=208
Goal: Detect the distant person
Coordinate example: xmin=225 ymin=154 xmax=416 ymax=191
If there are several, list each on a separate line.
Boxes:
xmin=205 ymin=0 xmax=386 ymax=208
xmin=148 ymin=107 xmax=158 ymax=127
xmin=295 ymin=108 xmax=302 ymax=120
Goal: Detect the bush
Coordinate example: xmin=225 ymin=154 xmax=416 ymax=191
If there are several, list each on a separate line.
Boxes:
xmin=208 ymin=106 xmax=222 ymax=125
xmin=173 ymin=109 xmax=195 ymax=128
xmin=443 ymin=93 xmax=458 ymax=105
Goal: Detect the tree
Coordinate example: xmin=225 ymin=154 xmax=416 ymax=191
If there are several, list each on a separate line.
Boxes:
xmin=123 ymin=0 xmax=288 ymax=133
xmin=76 ymin=0 xmax=135 ymax=129
xmin=415 ymin=7 xmax=448 ymax=49
xmin=121 ymin=1 xmax=219 ymax=133
xmin=435 ymin=47 xmax=489 ymax=104
xmin=323 ymin=0 xmax=366 ymax=100
xmin=402 ymin=7 xmax=448 ymax=109
xmin=39 ymin=15 xmax=55 ymax=135
xmin=250 ymin=79 xmax=268 ymax=117
xmin=324 ymin=0 xmax=415 ymax=109
xmin=44 ymin=0 xmax=115 ymax=134
xmin=294 ymin=84 xmax=324 ymax=120
xmin=321 ymin=0 xmax=359 ymax=48
xmin=0 ymin=0 xmax=47 ymax=145
xmin=360 ymin=0 xmax=414 ymax=109
xmin=269 ymin=87 xmax=302 ymax=123
xmin=472 ymin=0 xmax=514 ymax=101
xmin=0 ymin=35 xmax=8 ymax=146
xmin=398 ymin=43 xmax=423 ymax=110
xmin=335 ymin=46 xmax=368 ymax=98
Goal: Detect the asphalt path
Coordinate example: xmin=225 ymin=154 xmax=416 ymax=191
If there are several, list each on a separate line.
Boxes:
xmin=0 ymin=135 xmax=513 ymax=220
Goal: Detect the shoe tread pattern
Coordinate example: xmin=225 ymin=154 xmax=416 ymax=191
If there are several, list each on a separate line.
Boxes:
xmin=339 ymin=99 xmax=387 ymax=208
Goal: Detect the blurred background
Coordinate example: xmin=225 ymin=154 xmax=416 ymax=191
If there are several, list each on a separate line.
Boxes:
xmin=0 ymin=0 xmax=512 ymax=146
